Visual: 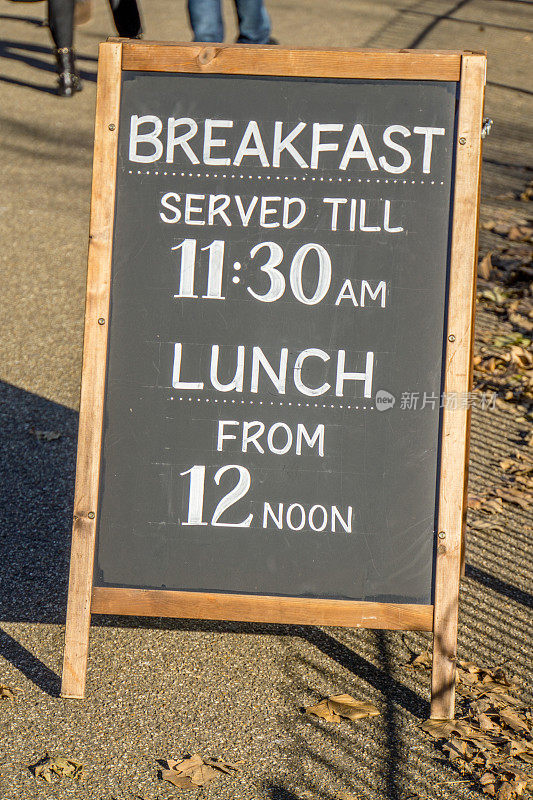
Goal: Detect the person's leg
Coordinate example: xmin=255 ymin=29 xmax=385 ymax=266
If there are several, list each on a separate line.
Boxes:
xmin=48 ymin=0 xmax=74 ymax=48
xmin=234 ymin=0 xmax=271 ymax=44
xmin=108 ymin=0 xmax=142 ymax=38
xmin=48 ymin=0 xmax=82 ymax=96
xmin=187 ymin=0 xmax=224 ymax=42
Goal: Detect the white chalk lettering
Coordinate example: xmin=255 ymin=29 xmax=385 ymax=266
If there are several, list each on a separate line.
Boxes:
xmin=242 ymin=420 xmax=265 ymax=453
xmin=335 ymin=350 xmax=374 ymax=397
xmin=129 ymin=114 xmax=163 ymax=163
xmin=361 ymin=280 xmax=386 ymax=307
xmin=311 ymin=123 xmax=343 ymax=169
xmin=210 ymin=344 xmax=245 ymax=391
xmin=160 ymin=192 xmax=181 ymax=223
xmin=167 ymin=117 xmax=199 ymax=164
xmin=263 ymin=502 xmax=283 ymax=529
xmin=339 ymin=124 xmax=378 ymax=171
xmin=128 ymin=116 xmax=447 ymax=174
xmin=283 ymin=197 xmax=306 ymax=229
xmin=217 ymin=420 xmax=239 ymax=451
xmin=293 ymin=349 xmax=330 ymax=396
xmin=296 ymin=423 xmax=325 ymax=457
xmin=172 ymin=343 xmax=204 ymax=390
xmin=235 ymin=195 xmax=259 ymax=226
xmin=378 ymin=125 xmax=411 ymax=174
xmin=203 ymin=119 xmax=232 ymax=166
xmin=273 ymin=121 xmax=308 ymax=168
xmin=267 ymin=422 xmax=293 ymax=455
xmin=234 ymin=121 xmax=270 ymax=167
xmin=332 ymin=505 xmax=353 ymax=532
xmin=413 ymin=126 xmax=446 ymax=173
xmin=251 ymin=346 xmax=288 ymax=394
xmin=383 ymin=200 xmax=403 ymax=233
xmin=323 ymin=197 xmax=348 ymax=231
xmin=335 ymin=279 xmax=359 ymax=307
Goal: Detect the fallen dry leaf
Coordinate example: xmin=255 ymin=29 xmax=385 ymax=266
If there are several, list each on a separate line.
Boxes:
xmin=160 ymin=754 xmax=239 ymax=789
xmin=443 ymin=737 xmax=469 ymax=760
xmin=496 ymin=489 xmax=532 ymax=510
xmin=405 ymin=650 xmax=432 ymax=669
xmin=493 ymin=333 xmax=532 ymax=349
xmin=31 ymin=755 xmax=83 ymax=782
xmin=479 ymin=286 xmax=510 ymax=306
xmin=504 ymin=741 xmax=532 ymax=758
xmin=420 ymin=719 xmax=473 ymax=739
xmin=0 ymin=684 xmax=22 ymax=701
xmin=468 ymin=495 xmax=484 ymax=510
xmin=29 ymin=428 xmax=61 ymax=442
xmin=478 ymin=713 xmax=500 ymax=733
xmin=479 ymin=252 xmax=494 ymax=280
xmin=498 ymin=781 xmax=514 ymax=800
xmin=482 ymin=220 xmax=512 ymax=235
xmin=499 ymin=709 xmax=530 ymax=735
xmin=305 ymin=694 xmax=380 ymax=723
xmin=416 ymin=655 xmax=533 ymax=799
xmin=508 ymin=225 xmax=533 ymax=243
xmin=458 ymin=660 xmax=483 ymax=675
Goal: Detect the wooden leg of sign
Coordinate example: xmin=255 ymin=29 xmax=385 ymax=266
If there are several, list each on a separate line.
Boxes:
xmin=431 ymin=572 xmax=460 ymax=719
xmin=430 ymin=52 xmax=485 ymax=720
xmin=61 ymin=41 xmax=123 ymax=699
xmin=460 ymin=526 xmax=466 ymax=578
xmin=61 ymin=518 xmax=95 ymax=698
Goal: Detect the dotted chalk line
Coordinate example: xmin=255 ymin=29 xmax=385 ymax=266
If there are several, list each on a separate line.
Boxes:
xmin=167 ymin=395 xmax=374 ymax=411
xmin=128 ymin=169 xmax=445 ymax=186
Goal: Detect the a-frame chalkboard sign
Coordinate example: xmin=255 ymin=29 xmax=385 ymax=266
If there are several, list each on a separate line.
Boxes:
xmin=62 ymin=41 xmax=486 ymax=719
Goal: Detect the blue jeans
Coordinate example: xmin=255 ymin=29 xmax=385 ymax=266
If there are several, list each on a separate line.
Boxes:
xmin=188 ymin=0 xmax=271 ymax=44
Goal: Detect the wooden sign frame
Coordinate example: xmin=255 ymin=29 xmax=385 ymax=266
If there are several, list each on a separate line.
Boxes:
xmin=61 ymin=41 xmax=486 ymax=718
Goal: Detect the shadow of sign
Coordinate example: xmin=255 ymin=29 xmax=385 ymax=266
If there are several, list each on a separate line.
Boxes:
xmin=0 ymin=380 xmax=431 ymax=715
xmin=0 ymin=381 xmax=78 ymax=626
xmin=0 ymin=381 xmax=78 ymax=694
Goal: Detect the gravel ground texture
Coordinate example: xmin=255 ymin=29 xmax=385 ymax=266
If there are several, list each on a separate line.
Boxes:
xmin=0 ymin=0 xmax=532 ymax=798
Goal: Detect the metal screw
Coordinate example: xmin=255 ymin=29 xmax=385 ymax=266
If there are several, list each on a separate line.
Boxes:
xmin=448 ymin=334 xmax=456 ymax=342
xmin=108 ymin=123 xmax=116 ymax=131
xmin=98 ymin=318 xmax=105 ymax=325
xmin=438 ymin=531 xmax=446 ymax=539
xmin=459 ymin=137 xmax=466 ymax=145
xmin=88 ymin=512 xmax=95 ymax=519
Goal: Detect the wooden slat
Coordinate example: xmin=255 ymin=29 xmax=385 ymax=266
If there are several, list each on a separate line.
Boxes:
xmin=460 ymin=94 xmax=485 ymax=580
xmin=91 ymin=587 xmax=433 ymax=630
xmin=430 ymin=53 xmax=486 ymax=720
xmin=120 ymin=41 xmax=462 ymax=81
xmin=61 ymin=42 xmax=122 ymax=700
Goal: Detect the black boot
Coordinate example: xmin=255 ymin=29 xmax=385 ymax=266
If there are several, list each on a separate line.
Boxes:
xmin=54 ymin=47 xmax=82 ymax=97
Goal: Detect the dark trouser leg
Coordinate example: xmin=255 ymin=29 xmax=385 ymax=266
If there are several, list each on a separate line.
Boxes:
xmin=48 ymin=0 xmax=74 ymax=48
xmin=187 ymin=0 xmax=224 ymax=42
xmin=108 ymin=0 xmax=142 ymax=38
xmin=48 ymin=0 xmax=82 ymax=96
xmin=234 ymin=0 xmax=270 ymax=43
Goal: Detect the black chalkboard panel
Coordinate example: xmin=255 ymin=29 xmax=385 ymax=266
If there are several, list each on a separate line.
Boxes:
xmin=94 ymin=73 xmax=458 ymax=603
